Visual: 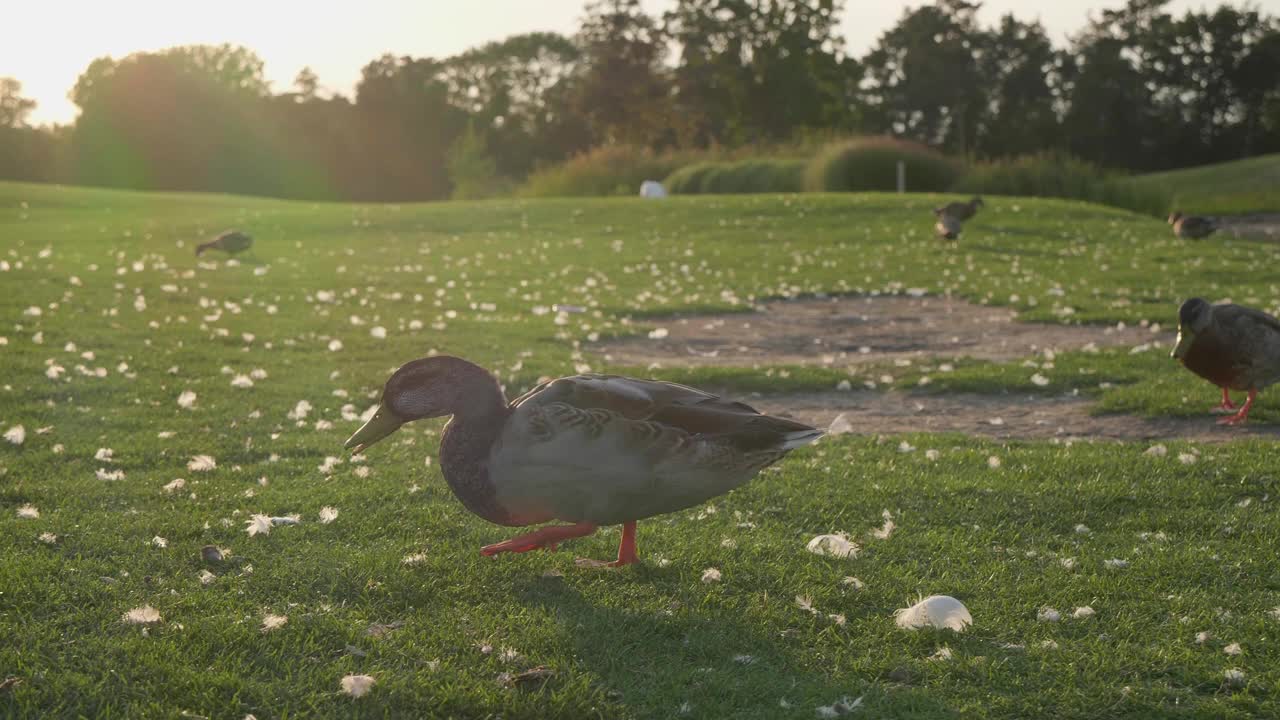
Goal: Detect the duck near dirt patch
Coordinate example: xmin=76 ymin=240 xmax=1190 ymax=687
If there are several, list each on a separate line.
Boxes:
xmin=1167 ymin=211 xmax=1218 ymax=239
xmin=934 ymin=196 xmax=984 ymax=222
xmin=1172 ymin=297 xmax=1280 ymax=425
xmin=344 ymin=356 xmax=823 ymax=567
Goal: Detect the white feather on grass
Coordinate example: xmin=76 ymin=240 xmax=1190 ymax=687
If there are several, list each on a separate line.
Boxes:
xmin=123 ymin=605 xmax=161 ymax=624
xmin=4 ymin=424 xmax=25 ymax=445
xmin=806 ymin=534 xmax=859 ymax=559
xmin=16 ymin=504 xmax=39 ymax=519
xmin=340 ymin=674 xmax=375 ymax=698
xmin=187 ymin=455 xmax=217 ymax=472
xmin=319 ymin=506 xmax=339 ymax=524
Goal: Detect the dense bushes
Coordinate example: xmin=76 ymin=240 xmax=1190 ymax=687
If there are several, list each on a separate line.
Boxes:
xmin=804 ymin=136 xmax=964 ymax=193
xmin=664 ymin=158 xmax=805 ymax=194
xmin=953 ymin=154 xmax=1172 ymax=217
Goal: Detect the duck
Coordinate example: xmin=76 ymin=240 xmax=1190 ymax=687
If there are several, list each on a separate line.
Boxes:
xmin=1171 ymin=297 xmax=1280 ymax=425
xmin=934 ymin=196 xmax=983 ymax=222
xmin=343 ymin=356 xmax=823 ymax=566
xmin=196 ymin=230 xmax=253 ymax=256
xmin=1167 ymin=211 xmax=1218 ymax=240
xmin=934 ymin=211 xmax=962 ymax=241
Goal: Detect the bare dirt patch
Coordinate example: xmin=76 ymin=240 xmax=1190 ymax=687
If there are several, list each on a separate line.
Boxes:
xmin=592 ymin=295 xmax=1169 ymax=368
xmin=1220 ymin=213 xmax=1280 ymax=241
xmin=752 ymin=390 xmax=1280 ymax=443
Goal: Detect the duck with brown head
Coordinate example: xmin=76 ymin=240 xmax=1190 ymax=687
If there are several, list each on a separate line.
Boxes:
xmin=345 ymin=355 xmax=823 ymax=567
xmin=1172 ymin=298 xmax=1280 ymax=425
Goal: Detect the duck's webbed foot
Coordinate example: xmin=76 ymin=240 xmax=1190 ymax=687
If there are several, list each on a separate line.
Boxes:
xmin=481 ymin=522 xmax=598 ymax=557
xmin=1217 ymin=390 xmax=1257 ymax=426
xmin=1211 ymin=388 xmax=1236 ymax=414
xmin=575 ymin=521 xmax=640 ymax=569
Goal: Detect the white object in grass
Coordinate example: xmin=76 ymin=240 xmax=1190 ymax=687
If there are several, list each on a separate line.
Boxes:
xmin=895 ymin=595 xmax=972 ymax=631
xmin=806 ymin=534 xmax=859 ymax=559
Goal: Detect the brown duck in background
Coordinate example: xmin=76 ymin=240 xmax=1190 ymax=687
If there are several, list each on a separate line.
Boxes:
xmin=196 ymin=230 xmax=253 ymax=256
xmin=934 ymin=210 xmax=962 ymax=241
xmin=934 ymin=196 xmax=984 ymax=222
xmin=1167 ymin=212 xmax=1218 ymax=240
xmin=1172 ymin=298 xmax=1280 ymax=425
xmin=344 ymin=356 xmax=823 ymax=566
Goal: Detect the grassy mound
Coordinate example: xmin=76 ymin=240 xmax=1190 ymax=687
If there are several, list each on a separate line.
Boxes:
xmin=665 ymin=158 xmax=806 ymax=194
xmin=519 ymin=145 xmax=710 ymax=198
xmin=953 ymin=154 xmax=1172 ymax=217
xmin=1121 ymin=153 xmax=1280 ymax=215
xmin=804 ymin=136 xmax=964 ymax=193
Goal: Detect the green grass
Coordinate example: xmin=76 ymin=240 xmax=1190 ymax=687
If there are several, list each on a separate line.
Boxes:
xmin=3 ymin=181 xmax=1280 ymax=718
xmin=1122 ymin=154 xmax=1280 ymax=216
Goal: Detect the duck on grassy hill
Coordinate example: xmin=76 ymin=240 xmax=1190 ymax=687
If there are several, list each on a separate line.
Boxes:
xmin=196 ymin=230 xmax=253 ymax=256
xmin=1172 ymin=297 xmax=1280 ymax=425
xmin=344 ymin=356 xmax=823 ymax=567
xmin=934 ymin=196 xmax=983 ymax=222
xmin=1167 ymin=211 xmax=1218 ymax=240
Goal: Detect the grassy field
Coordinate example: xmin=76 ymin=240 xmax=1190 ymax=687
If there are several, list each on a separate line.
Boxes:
xmin=1121 ymin=154 xmax=1280 ymax=216
xmin=3 ymin=181 xmax=1280 ymax=718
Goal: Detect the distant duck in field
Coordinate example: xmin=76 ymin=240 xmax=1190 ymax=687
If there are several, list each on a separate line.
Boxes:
xmin=934 ymin=210 xmax=962 ymax=241
xmin=934 ymin=196 xmax=984 ymax=222
xmin=1172 ymin=297 xmax=1280 ymax=425
xmin=1167 ymin=212 xmax=1218 ymax=240
xmin=196 ymin=230 xmax=253 ymax=257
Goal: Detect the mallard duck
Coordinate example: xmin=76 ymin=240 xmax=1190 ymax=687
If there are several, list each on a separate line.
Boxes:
xmin=1172 ymin=297 xmax=1280 ymax=425
xmin=934 ymin=212 xmax=962 ymax=241
xmin=1167 ymin=212 xmax=1218 ymax=240
xmin=196 ymin=230 xmax=253 ymax=256
xmin=343 ymin=356 xmax=823 ymax=566
xmin=934 ymin=196 xmax=983 ymax=221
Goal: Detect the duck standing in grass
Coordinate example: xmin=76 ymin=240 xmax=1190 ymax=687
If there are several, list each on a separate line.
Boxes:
xmin=196 ymin=230 xmax=253 ymax=256
xmin=1172 ymin=298 xmax=1280 ymax=425
xmin=934 ymin=210 xmax=963 ymax=241
xmin=344 ymin=356 xmax=822 ymax=566
xmin=934 ymin=196 xmax=983 ymax=222
xmin=1167 ymin=211 xmax=1218 ymax=240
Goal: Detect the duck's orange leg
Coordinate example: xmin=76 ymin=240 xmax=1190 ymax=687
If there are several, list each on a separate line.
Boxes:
xmin=1218 ymin=390 xmax=1257 ymax=426
xmin=1211 ymin=387 xmax=1236 ymax=413
xmin=480 ymin=523 xmax=598 ymax=556
xmin=576 ymin=521 xmax=640 ymax=568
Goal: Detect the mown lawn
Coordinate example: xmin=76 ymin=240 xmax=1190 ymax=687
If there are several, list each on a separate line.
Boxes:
xmin=1121 ymin=154 xmax=1280 ymax=216
xmin=2 ymin=182 xmax=1279 ymax=718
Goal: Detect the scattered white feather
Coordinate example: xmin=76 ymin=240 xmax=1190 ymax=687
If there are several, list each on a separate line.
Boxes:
xmin=842 ymin=576 xmax=865 ymax=590
xmin=187 ymin=455 xmax=217 ymax=472
xmin=827 ymin=413 xmax=854 ymax=436
xmin=700 ymin=567 xmax=722 ymax=583
xmin=177 ymin=390 xmax=197 ymax=409
xmin=199 ymin=570 xmax=216 ymax=585
xmin=230 ymin=374 xmax=254 ymax=388
xmin=870 ymin=510 xmax=896 ymax=540
xmin=1144 ymin=444 xmax=1167 ymax=457
xmin=288 ymin=400 xmax=313 ymax=420
xmin=1030 ymin=373 xmax=1050 ymax=386
xmin=151 ymin=536 xmax=168 ymax=548
xmin=96 ymin=468 xmax=125 ymax=481
xmin=1224 ymin=642 xmax=1242 ymax=656
xmin=38 ymin=532 xmax=58 ymax=544
xmin=806 ymin=534 xmax=859 ymax=559
xmin=122 ymin=605 xmax=162 ymax=624
xmin=340 ymin=674 xmax=376 ymax=698
xmin=796 ymin=595 xmax=817 ymax=614
xmin=928 ymin=646 xmax=954 ymax=661
xmin=1178 ymin=453 xmax=1197 ymax=465
xmin=261 ymin=614 xmax=288 ymax=632
xmin=1269 ymin=607 xmax=1280 ymax=621
xmin=1074 ymin=524 xmax=1091 ymax=535
xmin=987 ymin=455 xmax=1002 ymax=469
xmin=924 ymin=448 xmax=940 ymax=460
xmin=370 ymin=326 xmax=387 ymax=339
xmin=16 ymin=504 xmax=39 ymax=519
xmin=163 ymin=478 xmax=186 ymax=493
xmin=815 ymin=696 xmax=862 ymax=717
xmin=402 ymin=552 xmax=428 ymax=565
xmin=319 ymin=506 xmax=339 ymax=524
xmin=1195 ymin=631 xmax=1213 ymax=644
xmin=328 ymin=339 xmax=344 ymax=352
xmin=245 ymin=514 xmax=273 ymax=536
xmin=894 ymin=595 xmax=972 ymax=631
xmin=4 ymin=424 xmax=25 ymax=445
xmin=94 ymin=447 xmax=114 ymax=461
xmin=1223 ymin=668 xmax=1246 ymax=687
xmin=271 ymin=515 xmax=301 ymax=526
xmin=1037 ymin=607 xmax=1061 ymax=623
xmin=1072 ymin=606 xmax=1096 ymax=620
xmin=1104 ymin=558 xmax=1130 ymax=569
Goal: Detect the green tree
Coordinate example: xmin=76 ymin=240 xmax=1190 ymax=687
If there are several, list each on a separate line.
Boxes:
xmin=0 ymin=78 xmax=36 ymax=128
xmin=977 ymin=16 xmax=1063 ymax=157
xmin=570 ymin=0 xmax=672 ymax=148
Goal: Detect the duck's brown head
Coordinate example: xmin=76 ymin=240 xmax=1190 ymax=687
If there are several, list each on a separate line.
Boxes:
xmin=344 ymin=355 xmax=494 ymax=454
xmin=1172 ymin=297 xmax=1211 ymax=360
xmin=1168 ymin=211 xmax=1183 ymax=225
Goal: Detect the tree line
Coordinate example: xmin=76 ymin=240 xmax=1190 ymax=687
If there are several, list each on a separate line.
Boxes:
xmin=1 ymin=0 xmax=1277 ymax=201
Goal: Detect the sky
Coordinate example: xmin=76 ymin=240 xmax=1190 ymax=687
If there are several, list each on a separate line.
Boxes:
xmin=2 ymin=0 xmax=1263 ymax=125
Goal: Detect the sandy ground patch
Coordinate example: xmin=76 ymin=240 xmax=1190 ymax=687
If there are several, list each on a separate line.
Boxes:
xmin=592 ymin=295 xmax=1170 ymax=369
xmin=1220 ymin=213 xmax=1280 ymax=240
xmin=748 ymin=390 xmax=1280 ymax=443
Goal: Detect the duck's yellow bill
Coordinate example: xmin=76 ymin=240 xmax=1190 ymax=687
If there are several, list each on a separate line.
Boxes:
xmin=1171 ymin=328 xmax=1194 ymax=360
xmin=344 ymin=405 xmax=401 ymax=455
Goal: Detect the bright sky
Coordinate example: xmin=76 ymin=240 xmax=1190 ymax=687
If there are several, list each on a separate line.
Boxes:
xmin=2 ymin=0 xmax=1257 ymax=125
